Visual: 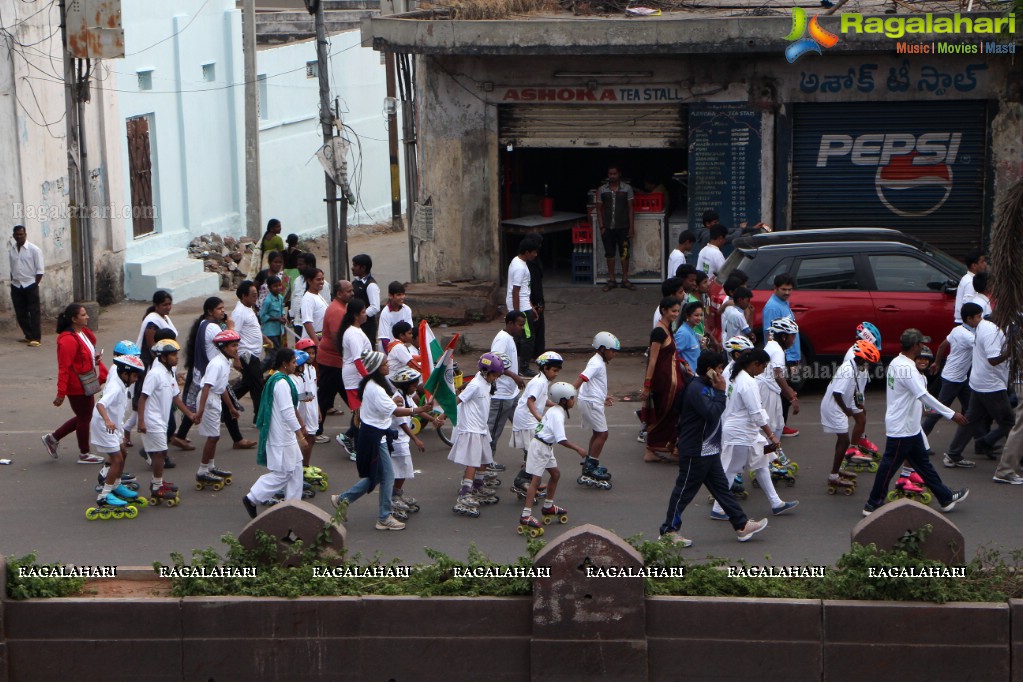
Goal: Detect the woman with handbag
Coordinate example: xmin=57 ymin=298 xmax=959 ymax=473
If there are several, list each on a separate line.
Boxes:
xmin=42 ymin=303 xmax=108 ymax=463
xmin=640 ymin=297 xmax=686 ymax=463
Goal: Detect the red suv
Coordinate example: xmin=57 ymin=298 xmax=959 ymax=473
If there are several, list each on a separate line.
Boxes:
xmin=706 ymin=228 xmax=968 ymax=363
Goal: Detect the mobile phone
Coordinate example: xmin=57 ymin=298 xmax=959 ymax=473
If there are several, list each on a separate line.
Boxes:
xmin=706 ymin=369 xmax=717 ymax=381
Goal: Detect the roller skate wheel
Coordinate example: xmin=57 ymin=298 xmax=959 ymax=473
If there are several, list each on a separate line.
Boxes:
xmin=558 ymin=514 xmax=568 ymax=524
xmin=213 ymin=482 xmax=225 ymax=492
xmin=194 ymin=482 xmax=204 ymax=491
xmin=317 ymin=481 xmax=329 ymax=492
xmin=886 ymin=490 xmax=900 ymax=502
xmin=133 ymin=496 xmax=148 ymax=508
xmin=223 ymin=477 xmax=233 ymax=486
xmin=99 ymin=508 xmax=113 ymax=521
xmin=789 ymin=462 xmax=800 ymax=474
xmin=827 ymin=486 xmax=837 ymax=495
xmin=576 ymin=476 xmax=587 ymax=486
xmin=85 ymin=507 xmax=99 ymax=520
xmin=920 ymin=491 xmax=933 ymax=504
xmin=843 ymin=487 xmax=855 ymax=496
xmin=542 ymin=515 xmax=553 ymax=525
xmin=516 ymin=525 xmax=526 ymax=535
xmin=599 ymin=481 xmax=613 ymax=490
xmin=868 ymin=461 xmax=879 ymax=473
xmin=168 ymin=497 xmax=180 ymax=507
xmin=112 ymin=508 xmax=125 ymax=520
xmin=125 ymin=506 xmax=138 ymax=519
xmin=530 ymin=528 xmax=543 ymax=538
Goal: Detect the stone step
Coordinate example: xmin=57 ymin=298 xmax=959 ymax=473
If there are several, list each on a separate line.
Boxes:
xmin=123 ymin=249 xmax=221 ymax=302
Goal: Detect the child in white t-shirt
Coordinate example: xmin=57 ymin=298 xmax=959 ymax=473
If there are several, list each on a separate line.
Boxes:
xmin=722 ymin=286 xmax=754 ymax=344
xmin=510 ymin=352 xmax=563 ymax=498
xmin=377 ymin=281 xmax=414 ymax=353
xmin=572 ymin=332 xmax=619 ymax=488
xmin=91 ymin=356 xmax=146 ymax=513
xmin=293 ymin=345 xmax=327 ymax=498
xmin=390 ymin=368 xmax=437 ymax=516
xmin=386 ymin=321 xmax=421 ymax=377
xmin=821 ymin=340 xmax=879 ymax=494
xmin=517 ymin=382 xmax=588 ymax=536
xmin=450 ymin=353 xmax=505 ymax=517
xmin=137 ymin=340 xmax=195 ymax=504
xmin=194 ymin=331 xmax=240 ymax=489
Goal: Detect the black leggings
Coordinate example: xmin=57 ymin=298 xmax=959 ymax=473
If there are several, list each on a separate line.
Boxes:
xmin=317 ymin=365 xmax=346 ymax=434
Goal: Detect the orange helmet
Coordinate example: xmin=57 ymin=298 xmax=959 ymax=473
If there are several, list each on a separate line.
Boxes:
xmin=295 ymin=338 xmax=317 ymax=351
xmin=852 ymin=340 xmax=880 ymax=364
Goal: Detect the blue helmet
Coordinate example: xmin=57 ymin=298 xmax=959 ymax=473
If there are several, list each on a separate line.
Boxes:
xmin=295 ymin=350 xmax=310 ymax=367
xmin=856 ymin=322 xmax=882 ymax=349
xmin=114 ymin=339 xmax=141 ymax=357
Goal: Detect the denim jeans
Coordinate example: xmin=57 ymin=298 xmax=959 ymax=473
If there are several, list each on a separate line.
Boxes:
xmin=338 ymin=438 xmax=394 ymax=521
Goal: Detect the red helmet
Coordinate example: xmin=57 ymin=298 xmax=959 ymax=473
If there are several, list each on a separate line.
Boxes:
xmin=295 ymin=338 xmax=317 ymax=351
xmin=852 ymin=340 xmax=880 ymax=364
xmin=212 ymin=329 xmax=241 ymax=346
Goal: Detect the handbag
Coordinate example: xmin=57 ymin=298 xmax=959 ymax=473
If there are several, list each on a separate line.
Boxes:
xmin=77 ymin=368 xmax=101 ymax=396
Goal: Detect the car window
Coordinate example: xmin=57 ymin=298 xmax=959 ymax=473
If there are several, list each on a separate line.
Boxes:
xmin=795 ymin=256 xmax=860 ymax=290
xmin=757 ymin=257 xmax=794 ymax=289
xmin=869 ymin=254 xmax=947 ymax=292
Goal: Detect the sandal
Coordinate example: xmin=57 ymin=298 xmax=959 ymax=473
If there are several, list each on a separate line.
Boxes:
xmin=621 ymin=280 xmax=637 ymax=291
xmin=326 ymin=407 xmax=342 ymax=416
xmin=602 ymin=280 xmax=618 ymax=292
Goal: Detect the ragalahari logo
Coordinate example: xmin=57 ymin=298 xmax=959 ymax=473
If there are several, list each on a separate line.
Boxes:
xmin=785 ymin=7 xmax=840 ymax=62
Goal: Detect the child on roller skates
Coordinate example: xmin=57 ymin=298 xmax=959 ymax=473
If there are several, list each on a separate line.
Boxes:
xmin=137 ymin=340 xmax=195 ymax=505
xmin=243 ymin=349 xmax=313 ymax=517
xmin=510 ymin=351 xmax=563 ymax=500
xmin=572 ymin=332 xmax=619 ymax=490
xmin=821 ymin=340 xmax=880 ymax=495
xmin=390 ymin=367 xmax=433 ymax=518
xmin=193 ymin=330 xmax=241 ymax=491
xmin=722 ymin=336 xmax=756 ymax=498
xmin=842 ymin=322 xmax=885 ymax=460
xmin=89 ymin=354 xmax=147 ymax=518
xmin=517 ymin=382 xmax=587 ymax=537
xmin=102 ymin=340 xmax=143 ymax=488
xmin=449 ymin=353 xmax=506 ymax=517
xmin=758 ymin=318 xmax=801 ymax=483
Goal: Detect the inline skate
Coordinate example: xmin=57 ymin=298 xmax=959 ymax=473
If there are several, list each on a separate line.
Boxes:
xmin=511 ymin=470 xmax=547 ymax=500
xmin=541 ymin=503 xmax=568 ymax=525
xmin=304 ymin=465 xmax=329 ymax=492
xmin=473 ymin=484 xmax=500 ymax=505
xmin=453 ymin=492 xmax=481 ymax=518
xmin=194 ymin=471 xmax=226 ymax=491
xmin=843 ymin=446 xmax=878 ymax=473
xmin=578 ymin=456 xmax=612 ymax=490
xmin=517 ymin=514 xmax=544 ymax=537
xmin=482 ymin=469 xmax=502 ymax=488
xmin=709 ymin=473 xmax=748 ymax=504
xmin=393 ymin=491 xmax=420 ymax=513
xmin=854 ymin=435 xmax=880 ymax=460
xmin=149 ymin=482 xmax=180 ymax=507
xmin=887 ymin=469 xmax=933 ymax=504
xmin=85 ymin=492 xmax=138 ymax=521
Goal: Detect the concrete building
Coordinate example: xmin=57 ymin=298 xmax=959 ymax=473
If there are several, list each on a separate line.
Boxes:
xmin=362 ymin=1 xmax=1023 ymax=285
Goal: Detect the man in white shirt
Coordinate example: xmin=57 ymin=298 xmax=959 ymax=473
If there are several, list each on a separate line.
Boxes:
xmin=943 ymin=318 xmax=1019 ymax=483
xmin=953 ymin=249 xmax=986 ymax=324
xmin=863 ymin=328 xmax=969 ymax=515
xmin=924 ymin=303 xmax=982 ymax=436
xmin=231 ymin=280 xmax=271 ymax=416
xmin=971 ymin=272 xmax=993 ymax=318
xmin=488 ymin=312 xmax=527 ymax=468
xmin=695 ymin=224 xmax=728 ymax=282
xmin=506 ymin=238 xmax=539 ymax=376
xmin=8 ymin=225 xmax=44 ymax=346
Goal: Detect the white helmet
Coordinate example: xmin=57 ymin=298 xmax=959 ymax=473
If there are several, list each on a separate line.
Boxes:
xmin=390 ymin=367 xmax=422 ymax=385
xmin=769 ymin=317 xmax=799 ymax=335
xmin=492 ymin=351 xmax=513 ymax=369
xmin=724 ymin=336 xmax=755 ymax=353
xmin=536 ymin=351 xmax=564 ymax=368
xmin=592 ymin=331 xmax=620 ymax=351
xmin=549 ymin=381 xmax=577 ymax=404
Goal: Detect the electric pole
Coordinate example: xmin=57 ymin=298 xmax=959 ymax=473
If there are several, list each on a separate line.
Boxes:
xmin=243 ymin=0 xmax=262 ymax=241
xmin=314 ymin=1 xmax=347 ymax=284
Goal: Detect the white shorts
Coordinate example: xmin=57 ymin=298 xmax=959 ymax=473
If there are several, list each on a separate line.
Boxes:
xmin=198 ymin=396 xmax=223 ymax=438
xmin=758 ymin=387 xmax=783 ymax=437
xmin=578 ymin=400 xmax=607 ymax=432
xmin=821 ymin=404 xmax=862 ymax=435
xmin=140 ymin=430 xmax=168 ymax=454
xmin=91 ymin=429 xmax=122 ymax=453
xmin=524 ymin=438 xmax=557 ymax=477
xmin=447 ymin=431 xmax=494 ymax=468
xmin=508 ymin=429 xmax=533 ymax=450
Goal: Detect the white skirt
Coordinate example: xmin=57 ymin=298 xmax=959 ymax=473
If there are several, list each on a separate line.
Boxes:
xmin=524 ymin=438 xmax=557 ymax=476
xmin=759 ymin=386 xmax=784 ymax=437
xmin=198 ymin=395 xmax=223 ymax=438
xmin=140 ymin=430 xmax=168 ymax=454
xmin=391 ymin=439 xmax=414 ymax=479
xmin=508 ymin=429 xmax=533 ymax=450
xmin=447 ymin=431 xmax=493 ymax=468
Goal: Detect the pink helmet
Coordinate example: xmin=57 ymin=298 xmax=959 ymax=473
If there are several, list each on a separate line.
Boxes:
xmin=295 ymin=337 xmax=317 ymax=351
xmin=212 ymin=329 xmax=241 ymax=346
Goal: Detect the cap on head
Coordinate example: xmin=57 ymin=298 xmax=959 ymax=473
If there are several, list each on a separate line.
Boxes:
xmin=900 ymin=328 xmax=931 ymax=347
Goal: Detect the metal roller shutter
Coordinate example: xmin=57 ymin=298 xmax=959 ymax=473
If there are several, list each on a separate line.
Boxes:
xmin=498 ymin=104 xmax=686 ymax=148
xmin=791 ymin=101 xmax=988 ymax=257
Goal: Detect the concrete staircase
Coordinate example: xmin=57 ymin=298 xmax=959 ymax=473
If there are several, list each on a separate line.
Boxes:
xmin=123 ymin=248 xmax=221 ymax=302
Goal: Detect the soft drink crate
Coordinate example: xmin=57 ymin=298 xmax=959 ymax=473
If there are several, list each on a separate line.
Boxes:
xmin=571 ymin=252 xmax=593 ymax=284
xmin=571 ymin=221 xmax=594 ymax=244
xmin=634 ymin=193 xmax=664 ymax=213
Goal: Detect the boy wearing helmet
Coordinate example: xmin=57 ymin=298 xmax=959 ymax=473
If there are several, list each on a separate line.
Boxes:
xmin=390 ymin=367 xmax=433 ymax=516
xmin=821 ymin=340 xmax=880 ymax=495
xmin=841 ymin=322 xmax=884 ymax=459
xmin=194 ymin=330 xmax=241 ymax=490
xmin=759 ymin=318 xmax=800 ymax=438
xmin=517 ymin=382 xmax=587 ymax=537
xmin=572 ymin=332 xmax=619 ymax=489
xmin=510 ymin=351 xmax=564 ymax=498
xmin=90 ymin=355 xmax=146 ymax=514
xmin=449 ymin=353 xmax=506 ymax=517
xmin=137 ymin=340 xmax=195 ymax=504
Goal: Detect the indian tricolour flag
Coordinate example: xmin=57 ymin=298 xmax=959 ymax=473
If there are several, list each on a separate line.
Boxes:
xmin=419 ymin=320 xmax=459 ymax=425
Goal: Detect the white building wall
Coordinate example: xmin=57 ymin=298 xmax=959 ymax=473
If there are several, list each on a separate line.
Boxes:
xmin=257 ymin=30 xmax=402 ymax=240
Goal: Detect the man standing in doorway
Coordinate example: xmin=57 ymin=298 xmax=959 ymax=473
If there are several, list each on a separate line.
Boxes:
xmin=507 ymin=238 xmax=539 ymax=377
xmin=9 ymin=225 xmax=44 ymax=347
xmin=596 ymin=165 xmax=636 ymax=292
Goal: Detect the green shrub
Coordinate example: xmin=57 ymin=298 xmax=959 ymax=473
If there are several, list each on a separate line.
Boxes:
xmin=5 ymin=553 xmax=87 ymax=599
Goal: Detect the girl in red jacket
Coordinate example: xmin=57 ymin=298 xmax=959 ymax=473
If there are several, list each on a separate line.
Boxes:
xmin=42 ymin=303 xmax=108 ymax=464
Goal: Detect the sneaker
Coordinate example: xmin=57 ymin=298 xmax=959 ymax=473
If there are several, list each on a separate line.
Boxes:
xmin=709 ymin=510 xmax=728 ymax=521
xmin=940 ymin=488 xmax=969 ymax=512
xmin=862 ymin=501 xmax=881 ymax=516
xmin=164 ymin=454 xmax=176 ymax=469
xmin=771 ymin=500 xmax=799 ymax=516
xmin=315 ymin=434 xmax=330 ymax=444
xmin=736 ymin=518 xmax=768 ymax=542
xmin=77 ymin=453 xmax=104 ymax=464
xmin=375 ymin=514 xmax=406 ymax=531
xmin=659 ymin=531 xmax=693 ymax=548
xmin=942 ymin=453 xmax=975 ymax=468
xmin=486 ymin=461 xmax=507 ymax=472
xmin=974 ymin=440 xmax=997 ymax=459
xmin=336 ymin=433 xmax=354 ymax=455
xmin=242 ymin=495 xmax=258 ymax=519
xmin=782 ymin=426 xmax=799 ymax=438
xmin=992 ymin=473 xmax=1023 ymax=485
xmin=637 ymin=429 xmax=647 ymax=444
xmin=329 ymin=494 xmax=349 ymax=521
xmin=41 ymin=433 xmax=58 ymax=459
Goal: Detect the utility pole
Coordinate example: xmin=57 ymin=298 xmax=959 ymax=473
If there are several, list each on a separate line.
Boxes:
xmin=384 ymin=54 xmax=403 ymax=233
xmin=314 ymin=1 xmax=346 ymax=284
xmin=242 ymin=0 xmax=261 ymax=241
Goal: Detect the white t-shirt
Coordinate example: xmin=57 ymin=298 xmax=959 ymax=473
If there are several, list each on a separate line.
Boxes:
xmin=141 ymin=361 xmax=179 ymax=433
xmin=391 ymin=390 xmax=413 ymax=445
xmin=454 ymin=373 xmax=492 ymax=436
xmin=535 ymin=405 xmax=567 ymax=444
xmin=268 ymin=375 xmax=303 ymax=447
xmin=652 ymin=306 xmax=662 ymax=330
xmin=136 ymin=312 xmax=178 ymax=350
xmin=722 ymin=305 xmax=751 ymax=342
xmin=973 ymin=293 xmax=992 ymax=318
xmin=91 ymin=373 xmax=129 ymax=450
xmin=954 ymin=272 xmax=976 ymax=323
xmin=667 ymin=249 xmax=687 ymax=279
xmin=969 ymin=320 xmax=1008 ymax=393
xmin=696 ymin=243 xmax=725 ymax=280
xmin=202 ymin=353 xmax=231 ymax=395
xmin=378 ymin=304 xmax=414 ymax=349
xmin=506 ymin=257 xmax=532 ymax=312
xmin=821 ymin=359 xmax=863 ymax=429
xmin=387 ymin=342 xmax=416 ymax=377
xmin=491 ymin=329 xmax=520 ymax=400
xmin=722 ymin=370 xmax=769 ymax=446
xmin=757 ymin=340 xmax=785 ymax=395
xmin=342 ymin=326 xmax=373 ymax=389
xmin=359 ymin=378 xmax=397 ymax=429
xmin=942 ymin=324 xmax=976 ymax=383
xmin=513 ymin=373 xmax=549 ymax=432
xmin=300 ymin=292 xmax=328 ymax=339
xmin=232 ymin=301 xmax=263 ymax=360
xmin=578 ymin=354 xmax=607 ymax=405
xmin=885 ymin=354 xmax=954 ymax=437
xmin=298 ymin=366 xmax=319 ymax=433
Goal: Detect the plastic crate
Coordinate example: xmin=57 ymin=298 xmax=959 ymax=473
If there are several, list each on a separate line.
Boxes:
xmin=634 ymin=192 xmax=665 ymax=213
xmin=571 ymin=221 xmax=593 ymax=244
xmin=571 ymin=252 xmax=593 ymax=284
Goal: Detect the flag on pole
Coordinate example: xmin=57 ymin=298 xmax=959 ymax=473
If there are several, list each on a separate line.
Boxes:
xmin=419 ymin=321 xmax=459 ymax=426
